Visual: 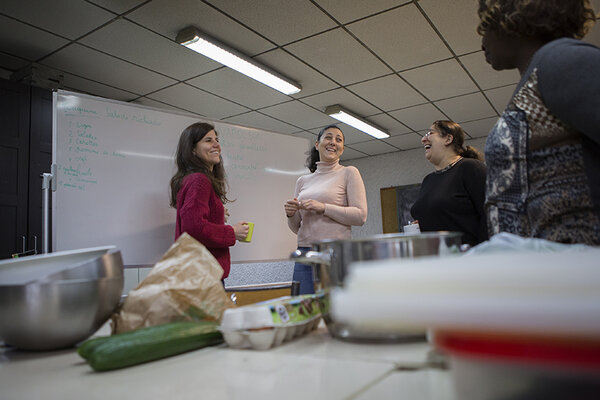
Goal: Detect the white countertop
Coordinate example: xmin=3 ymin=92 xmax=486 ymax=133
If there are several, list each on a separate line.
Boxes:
xmin=0 ymin=322 xmax=455 ymax=400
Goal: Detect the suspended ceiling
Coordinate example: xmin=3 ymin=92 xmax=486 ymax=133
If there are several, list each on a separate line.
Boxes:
xmin=1 ymin=0 xmax=599 ymax=160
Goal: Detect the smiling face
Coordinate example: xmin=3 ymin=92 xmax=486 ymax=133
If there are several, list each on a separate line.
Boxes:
xmin=421 ymin=124 xmax=454 ymax=168
xmin=193 ymin=129 xmax=221 ymax=171
xmin=316 ymin=127 xmax=344 ymax=163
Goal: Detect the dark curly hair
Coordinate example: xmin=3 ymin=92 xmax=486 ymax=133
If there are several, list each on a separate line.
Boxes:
xmin=433 ymin=120 xmax=484 ymax=162
xmin=476 ymin=0 xmax=596 ymax=41
xmin=305 ymin=125 xmax=344 ymax=173
xmin=169 ymin=122 xmax=231 ymax=208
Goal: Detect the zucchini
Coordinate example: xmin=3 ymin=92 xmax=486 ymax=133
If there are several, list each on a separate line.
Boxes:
xmin=78 ymin=320 xmax=218 ymax=360
xmin=78 ymin=336 xmax=112 ymax=360
xmin=79 ymin=321 xmax=223 ymax=371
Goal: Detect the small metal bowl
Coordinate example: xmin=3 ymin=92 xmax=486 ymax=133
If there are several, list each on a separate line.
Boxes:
xmin=0 ymin=252 xmax=124 ymax=351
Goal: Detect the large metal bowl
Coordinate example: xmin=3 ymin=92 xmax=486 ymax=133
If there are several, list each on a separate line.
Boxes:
xmin=291 ymin=232 xmax=463 ymax=342
xmin=0 ymin=251 xmax=124 ymax=350
xmin=0 ymin=246 xmax=115 ymax=285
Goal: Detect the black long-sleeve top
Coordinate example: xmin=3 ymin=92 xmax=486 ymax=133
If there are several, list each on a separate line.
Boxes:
xmin=410 ymin=158 xmax=488 ymax=246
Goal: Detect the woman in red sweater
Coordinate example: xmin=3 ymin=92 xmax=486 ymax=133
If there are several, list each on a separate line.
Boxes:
xmin=170 ymin=122 xmax=249 ymax=280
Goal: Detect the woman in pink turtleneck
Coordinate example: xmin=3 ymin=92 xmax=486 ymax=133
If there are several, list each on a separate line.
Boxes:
xmin=284 ymin=125 xmax=368 ymax=294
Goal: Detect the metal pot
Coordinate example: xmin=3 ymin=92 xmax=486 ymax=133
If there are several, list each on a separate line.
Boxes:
xmin=291 ymin=231 xmax=463 ymax=342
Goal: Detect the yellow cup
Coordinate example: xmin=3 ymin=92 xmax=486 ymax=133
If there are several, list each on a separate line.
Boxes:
xmin=241 ymin=222 xmax=254 ymax=242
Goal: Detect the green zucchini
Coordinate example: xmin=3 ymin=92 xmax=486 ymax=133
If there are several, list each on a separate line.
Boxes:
xmin=78 ymin=320 xmax=218 ymax=360
xmin=79 ymin=321 xmax=223 ymax=371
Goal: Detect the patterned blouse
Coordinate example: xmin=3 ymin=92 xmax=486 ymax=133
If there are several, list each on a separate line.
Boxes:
xmin=485 ymin=38 xmax=600 ymax=245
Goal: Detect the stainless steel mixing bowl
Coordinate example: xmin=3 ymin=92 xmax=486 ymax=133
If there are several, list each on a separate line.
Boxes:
xmin=0 ymin=251 xmax=124 ymax=351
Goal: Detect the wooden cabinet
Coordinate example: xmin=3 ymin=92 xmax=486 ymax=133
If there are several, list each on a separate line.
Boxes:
xmin=0 ymin=79 xmax=52 ymax=259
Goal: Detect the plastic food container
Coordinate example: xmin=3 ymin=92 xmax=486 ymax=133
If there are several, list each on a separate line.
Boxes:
xmin=219 ymin=294 xmax=323 ymax=350
xmin=434 ymin=330 xmax=600 ymax=400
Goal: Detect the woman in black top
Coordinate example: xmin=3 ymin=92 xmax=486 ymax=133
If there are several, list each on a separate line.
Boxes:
xmin=411 ymin=120 xmax=488 ymax=246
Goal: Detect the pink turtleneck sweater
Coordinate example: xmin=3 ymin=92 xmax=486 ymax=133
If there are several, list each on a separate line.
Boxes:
xmin=287 ymin=160 xmax=367 ymax=247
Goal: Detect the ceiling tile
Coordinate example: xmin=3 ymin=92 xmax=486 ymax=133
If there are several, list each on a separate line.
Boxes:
xmin=314 ymin=0 xmax=411 ymax=24
xmin=147 ymin=83 xmax=249 ymax=119
xmin=401 ymin=59 xmax=479 ymax=100
xmin=62 ymin=73 xmax=138 ymax=102
xmin=0 ymin=15 xmax=68 ymax=61
xmin=458 ymin=117 xmax=498 ymax=139
xmin=133 ymin=97 xmax=192 ymax=114
xmin=87 ymin=0 xmax=147 ymax=14
xmin=292 ymin=131 xmax=318 ymax=143
xmin=366 ymin=113 xmax=413 ymax=136
xmin=0 ymin=0 xmax=115 ymax=39
xmin=260 ymin=100 xmax=335 ymax=130
xmin=300 ymin=88 xmax=380 ymax=116
xmin=585 ymin=0 xmax=600 ymax=45
xmin=126 ymin=0 xmax=274 ymax=56
xmin=485 ymin=85 xmax=516 ymax=114
xmin=583 ymin=0 xmax=600 ymax=47
xmin=389 ymin=103 xmax=446 ymax=132
xmin=310 ymin=123 xmax=381 ymax=146
xmin=207 ymin=0 xmax=337 ymax=45
xmin=460 ymin=52 xmax=519 ymax=90
xmin=585 ymin=23 xmax=600 ymax=47
xmin=80 ymin=19 xmax=219 ymax=81
xmin=188 ymin=68 xmax=291 ymax=109
xmin=347 ymin=4 xmax=452 ymax=71
xmin=383 ymin=132 xmax=423 ymax=150
xmin=43 ymin=44 xmax=176 ymax=95
xmin=349 ymin=139 xmax=398 ymax=156
xmin=347 ymin=74 xmax=427 ymax=111
xmin=254 ymin=49 xmax=338 ymax=98
xmin=0 ymin=53 xmax=29 ymax=73
xmin=285 ymin=28 xmax=390 ymax=85
xmin=434 ymin=92 xmax=497 ymax=124
xmin=340 ymin=146 xmax=369 ymax=161
xmin=223 ymin=111 xmax=300 ymax=134
xmin=0 ymin=69 xmax=11 ymax=80
xmin=419 ymin=0 xmax=481 ymax=55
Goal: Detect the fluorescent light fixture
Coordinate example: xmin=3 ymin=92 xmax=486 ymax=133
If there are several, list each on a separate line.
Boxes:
xmin=176 ymin=26 xmax=301 ymax=95
xmin=325 ymin=105 xmax=389 ymax=139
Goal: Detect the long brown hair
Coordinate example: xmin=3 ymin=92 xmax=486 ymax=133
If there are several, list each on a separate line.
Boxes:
xmin=432 ymin=120 xmax=484 ymax=161
xmin=169 ymin=122 xmax=231 ymax=208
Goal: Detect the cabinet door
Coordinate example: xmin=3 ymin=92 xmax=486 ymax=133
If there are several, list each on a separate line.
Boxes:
xmin=28 ymin=86 xmax=53 ymax=253
xmin=0 ymin=79 xmax=30 ymax=259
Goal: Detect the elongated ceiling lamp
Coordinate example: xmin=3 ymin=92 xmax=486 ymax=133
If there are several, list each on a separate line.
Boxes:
xmin=325 ymin=105 xmax=389 ymax=139
xmin=176 ymin=26 xmax=301 ymax=95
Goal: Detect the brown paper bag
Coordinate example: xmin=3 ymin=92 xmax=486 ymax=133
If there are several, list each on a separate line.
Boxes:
xmin=111 ymin=233 xmax=236 ymax=334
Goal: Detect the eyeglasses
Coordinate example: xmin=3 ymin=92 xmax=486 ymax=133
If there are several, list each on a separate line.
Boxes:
xmin=424 ymin=131 xmax=439 ymax=138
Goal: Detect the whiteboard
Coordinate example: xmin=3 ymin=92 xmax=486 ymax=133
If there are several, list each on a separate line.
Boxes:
xmin=52 ymin=90 xmax=309 ymax=265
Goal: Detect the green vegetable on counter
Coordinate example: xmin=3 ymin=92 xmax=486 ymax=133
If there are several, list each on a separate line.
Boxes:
xmin=78 ymin=321 xmax=223 ymax=371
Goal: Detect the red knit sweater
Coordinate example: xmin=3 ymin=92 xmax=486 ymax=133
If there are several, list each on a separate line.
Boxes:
xmin=175 ymin=173 xmax=236 ymax=279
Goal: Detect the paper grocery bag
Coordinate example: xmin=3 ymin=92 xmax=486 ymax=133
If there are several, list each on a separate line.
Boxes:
xmin=111 ymin=233 xmax=235 ymax=334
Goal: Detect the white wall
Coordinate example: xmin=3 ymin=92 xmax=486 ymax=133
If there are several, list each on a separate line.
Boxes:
xmin=346 ymin=137 xmax=487 ymax=238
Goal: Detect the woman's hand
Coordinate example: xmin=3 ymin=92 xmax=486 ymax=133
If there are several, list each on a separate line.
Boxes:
xmin=232 ymin=221 xmax=250 ymax=241
xmin=224 ymin=207 xmax=230 ymax=222
xmin=300 ymin=199 xmax=325 ymax=214
xmin=284 ymin=198 xmax=301 ymax=217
